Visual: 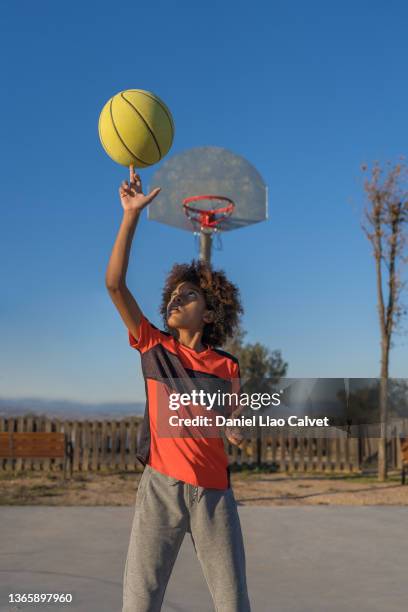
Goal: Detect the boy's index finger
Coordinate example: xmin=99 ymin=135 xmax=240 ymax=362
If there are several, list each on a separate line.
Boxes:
xmin=129 ymin=164 xmax=134 ymax=182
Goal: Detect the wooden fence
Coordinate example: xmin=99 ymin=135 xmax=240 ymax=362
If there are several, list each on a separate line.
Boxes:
xmin=1 ymin=416 xmax=407 ymax=475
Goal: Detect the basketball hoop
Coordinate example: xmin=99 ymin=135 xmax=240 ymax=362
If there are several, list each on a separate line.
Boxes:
xmin=147 ymin=146 xmax=268 ymax=263
xmin=182 ymin=195 xmax=235 ymax=234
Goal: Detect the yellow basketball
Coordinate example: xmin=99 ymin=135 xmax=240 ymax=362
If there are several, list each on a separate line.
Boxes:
xmin=98 ymin=89 xmax=174 ymax=168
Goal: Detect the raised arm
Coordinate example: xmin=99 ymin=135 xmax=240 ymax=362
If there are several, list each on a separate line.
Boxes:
xmin=105 ymin=165 xmax=161 ymax=342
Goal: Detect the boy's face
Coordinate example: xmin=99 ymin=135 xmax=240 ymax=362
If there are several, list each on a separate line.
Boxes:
xmin=167 ymin=281 xmax=214 ymax=333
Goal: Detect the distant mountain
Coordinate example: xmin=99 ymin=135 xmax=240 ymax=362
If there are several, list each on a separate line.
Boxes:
xmin=0 ymin=397 xmax=145 ymax=420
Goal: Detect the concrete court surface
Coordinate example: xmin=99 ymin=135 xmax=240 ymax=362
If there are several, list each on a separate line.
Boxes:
xmin=0 ymin=506 xmax=407 ymax=612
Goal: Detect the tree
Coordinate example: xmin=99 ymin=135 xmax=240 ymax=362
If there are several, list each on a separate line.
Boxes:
xmin=223 ymin=321 xmax=288 ymax=468
xmin=336 ymin=379 xmax=408 ymax=426
xmin=360 ymin=158 xmax=408 ymax=481
xmin=238 ymin=343 xmax=287 ymax=394
xmin=223 ymin=321 xmax=287 ymax=391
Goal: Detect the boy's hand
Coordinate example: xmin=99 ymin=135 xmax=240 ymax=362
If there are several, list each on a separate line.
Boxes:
xmin=224 ymin=425 xmax=245 ymax=448
xmin=119 ymin=165 xmax=161 ymax=213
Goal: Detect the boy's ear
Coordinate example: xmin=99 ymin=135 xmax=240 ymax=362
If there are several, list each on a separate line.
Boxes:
xmin=203 ymin=310 xmax=215 ymax=324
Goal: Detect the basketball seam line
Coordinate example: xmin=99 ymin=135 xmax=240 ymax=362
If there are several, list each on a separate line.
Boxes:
xmin=109 ymin=98 xmax=148 ymax=166
xmin=127 ymin=89 xmax=175 ymax=137
xmin=120 ymin=92 xmax=162 ymax=160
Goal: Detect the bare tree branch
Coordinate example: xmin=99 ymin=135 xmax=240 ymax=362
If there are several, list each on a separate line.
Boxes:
xmin=359 ymin=159 xmax=408 ymax=481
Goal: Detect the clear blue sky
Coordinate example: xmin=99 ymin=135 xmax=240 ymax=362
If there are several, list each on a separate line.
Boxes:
xmin=1 ymin=0 xmax=407 ymax=404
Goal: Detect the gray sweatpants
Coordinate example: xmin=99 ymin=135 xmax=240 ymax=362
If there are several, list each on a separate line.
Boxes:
xmin=122 ymin=463 xmax=251 ymax=612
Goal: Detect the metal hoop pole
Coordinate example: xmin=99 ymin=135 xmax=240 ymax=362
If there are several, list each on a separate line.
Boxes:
xmin=182 ymin=195 xmax=235 ymax=263
xmin=199 ymin=231 xmax=212 ymax=264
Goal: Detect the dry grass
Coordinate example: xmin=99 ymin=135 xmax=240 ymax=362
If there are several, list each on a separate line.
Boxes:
xmin=231 ymin=469 xmax=408 ymax=506
xmin=0 ymin=468 xmax=407 ymax=506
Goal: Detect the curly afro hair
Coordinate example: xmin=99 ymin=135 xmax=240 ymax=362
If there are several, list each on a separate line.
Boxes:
xmin=159 ymin=259 xmax=243 ymax=348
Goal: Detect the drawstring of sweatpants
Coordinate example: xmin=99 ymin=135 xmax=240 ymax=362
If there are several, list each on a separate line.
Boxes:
xmin=191 ymin=485 xmax=205 ymax=505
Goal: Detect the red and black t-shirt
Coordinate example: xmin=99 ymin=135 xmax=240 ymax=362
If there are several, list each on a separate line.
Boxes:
xmin=128 ymin=315 xmax=241 ymax=490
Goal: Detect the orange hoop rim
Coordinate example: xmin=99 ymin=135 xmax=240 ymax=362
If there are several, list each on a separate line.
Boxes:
xmin=182 ymin=195 xmax=235 ymax=230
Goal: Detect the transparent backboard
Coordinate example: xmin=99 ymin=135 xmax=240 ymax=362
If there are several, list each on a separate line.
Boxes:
xmin=147 ymin=146 xmax=268 ymax=232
